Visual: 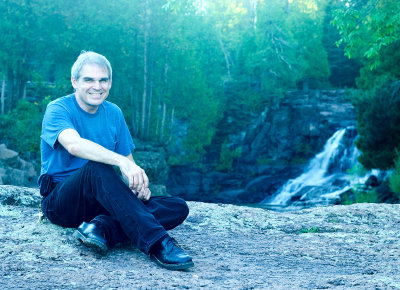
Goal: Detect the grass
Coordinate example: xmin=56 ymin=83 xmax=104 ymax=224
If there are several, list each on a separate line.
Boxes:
xmin=299 ymin=226 xmax=319 ymax=234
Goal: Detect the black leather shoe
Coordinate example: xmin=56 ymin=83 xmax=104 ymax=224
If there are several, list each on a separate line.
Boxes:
xmin=149 ymin=236 xmax=194 ymax=270
xmin=74 ymin=221 xmax=109 ymax=253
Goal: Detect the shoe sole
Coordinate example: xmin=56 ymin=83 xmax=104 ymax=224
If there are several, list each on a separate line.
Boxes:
xmin=150 ymin=254 xmax=194 ymax=270
xmin=73 ymin=230 xmax=108 ymax=253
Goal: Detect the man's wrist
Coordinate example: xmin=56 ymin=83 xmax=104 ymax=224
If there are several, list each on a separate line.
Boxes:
xmin=115 ymin=154 xmax=129 ymax=168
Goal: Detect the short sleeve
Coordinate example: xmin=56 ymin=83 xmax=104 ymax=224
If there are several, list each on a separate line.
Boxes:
xmin=114 ymin=108 xmax=135 ymax=155
xmin=41 ymin=102 xmax=75 ymax=149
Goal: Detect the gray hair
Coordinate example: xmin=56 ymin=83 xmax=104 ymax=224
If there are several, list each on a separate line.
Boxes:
xmin=71 ymin=51 xmax=112 ymax=80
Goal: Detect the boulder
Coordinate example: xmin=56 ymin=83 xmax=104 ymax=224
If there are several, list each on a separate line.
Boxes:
xmin=0 ymin=185 xmax=41 ymax=207
xmin=0 ymin=144 xmax=19 ymax=166
xmin=0 ymin=144 xmax=38 ymax=187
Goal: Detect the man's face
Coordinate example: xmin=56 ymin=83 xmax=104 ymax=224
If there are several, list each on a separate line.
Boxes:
xmin=71 ymin=64 xmax=112 ymax=113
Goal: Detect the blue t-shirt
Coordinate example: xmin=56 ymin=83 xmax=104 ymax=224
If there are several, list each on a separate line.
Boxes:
xmin=39 ymin=94 xmax=135 ymax=187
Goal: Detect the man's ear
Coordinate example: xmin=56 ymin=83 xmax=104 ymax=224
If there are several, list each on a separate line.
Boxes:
xmin=71 ymin=76 xmax=77 ymax=89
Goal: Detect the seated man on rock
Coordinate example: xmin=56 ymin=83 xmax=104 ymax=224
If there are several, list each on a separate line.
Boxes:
xmin=38 ymin=51 xmax=193 ymax=270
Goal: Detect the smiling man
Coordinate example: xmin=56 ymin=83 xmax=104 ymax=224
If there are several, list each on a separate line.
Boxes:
xmin=39 ymin=51 xmax=194 ymax=270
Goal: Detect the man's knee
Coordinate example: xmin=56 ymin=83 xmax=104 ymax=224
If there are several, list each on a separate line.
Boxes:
xmin=173 ymin=197 xmax=190 ymax=221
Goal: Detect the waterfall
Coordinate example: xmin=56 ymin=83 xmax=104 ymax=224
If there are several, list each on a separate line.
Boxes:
xmin=263 ymin=127 xmax=366 ymax=207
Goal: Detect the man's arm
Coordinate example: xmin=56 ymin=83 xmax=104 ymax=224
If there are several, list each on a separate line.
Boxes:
xmin=58 ymin=128 xmax=149 ymax=191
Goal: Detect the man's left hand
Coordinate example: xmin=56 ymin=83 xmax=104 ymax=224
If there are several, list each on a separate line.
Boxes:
xmin=134 ymin=187 xmax=151 ymax=201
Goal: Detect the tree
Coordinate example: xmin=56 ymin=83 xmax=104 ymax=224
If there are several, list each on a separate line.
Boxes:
xmin=332 ymin=0 xmax=400 ymax=70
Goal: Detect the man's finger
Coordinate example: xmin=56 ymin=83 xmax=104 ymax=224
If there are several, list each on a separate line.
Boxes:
xmin=138 ymin=188 xmax=146 ymax=200
xmin=137 ymin=173 xmax=144 ymax=190
xmin=133 ymin=175 xmax=139 ymax=190
xmin=129 ymin=176 xmax=134 ymax=189
xmin=143 ymin=172 xmax=149 ymax=189
xmin=145 ymin=189 xmax=151 ymax=201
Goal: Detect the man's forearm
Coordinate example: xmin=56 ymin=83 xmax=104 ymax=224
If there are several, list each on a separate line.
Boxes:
xmin=67 ymin=137 xmax=127 ymax=167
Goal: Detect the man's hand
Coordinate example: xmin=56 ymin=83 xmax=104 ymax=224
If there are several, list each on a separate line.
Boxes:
xmin=134 ymin=187 xmax=151 ymax=201
xmin=119 ymin=158 xmax=149 ymax=192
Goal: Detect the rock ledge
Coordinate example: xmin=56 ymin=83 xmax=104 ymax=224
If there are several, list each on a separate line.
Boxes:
xmin=1 ymin=185 xmax=399 ymax=289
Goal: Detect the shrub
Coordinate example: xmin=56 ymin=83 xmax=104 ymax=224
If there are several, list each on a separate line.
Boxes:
xmin=216 ymin=143 xmax=242 ymax=172
xmin=389 ymin=153 xmax=400 ymax=199
xmin=0 ymin=97 xmax=51 ymax=163
xmin=354 ymin=79 xmax=400 ymax=170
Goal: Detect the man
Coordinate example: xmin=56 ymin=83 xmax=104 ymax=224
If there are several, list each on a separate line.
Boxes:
xmin=39 ymin=51 xmax=194 ymax=270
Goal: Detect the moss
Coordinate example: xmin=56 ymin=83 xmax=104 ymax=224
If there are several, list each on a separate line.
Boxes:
xmin=299 ymin=226 xmax=320 ymax=234
xmin=216 ymin=144 xmax=242 ymax=172
xmin=256 ymin=157 xmax=274 ymax=165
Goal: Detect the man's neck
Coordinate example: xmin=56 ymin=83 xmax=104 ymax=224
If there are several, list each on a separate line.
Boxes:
xmin=75 ymin=93 xmax=99 ymax=114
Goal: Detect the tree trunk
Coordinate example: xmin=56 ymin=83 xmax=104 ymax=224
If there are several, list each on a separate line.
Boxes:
xmin=170 ymin=106 xmax=175 ymax=129
xmin=1 ymin=71 xmax=5 ymax=115
xmin=22 ymin=82 xmax=27 ymax=100
xmin=160 ymin=101 xmax=166 ymax=142
xmin=132 ymin=31 xmax=139 ymax=137
xmin=166 ymin=105 xmax=175 ymax=144
xmin=7 ymin=68 xmax=14 ymax=112
xmin=251 ymin=0 xmax=258 ymax=32
xmin=155 ymin=101 xmax=160 ymax=138
xmin=218 ymin=37 xmax=231 ymax=80
xmin=146 ymin=60 xmax=153 ymax=139
xmin=141 ymin=0 xmax=149 ymax=139
xmin=159 ymin=44 xmax=169 ymax=142
xmin=129 ymin=86 xmax=137 ymax=136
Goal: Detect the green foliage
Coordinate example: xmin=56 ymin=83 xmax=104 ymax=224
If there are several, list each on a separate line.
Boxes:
xmin=332 ymin=0 xmax=400 ymax=70
xmin=323 ymin=0 xmax=361 ymax=88
xmin=389 ymin=152 xmax=400 ymax=199
xmin=355 ymin=189 xmax=379 ymax=203
xmin=0 ymin=97 xmax=51 ymax=161
xmin=287 ymin=0 xmax=331 ymax=86
xmin=341 ymin=186 xmax=379 ymax=205
xmin=354 ymin=80 xmax=400 ymax=170
xmin=256 ymin=157 xmax=274 ymax=166
xmin=346 ymin=163 xmax=368 ymax=177
xmin=216 ymin=143 xmax=242 ymax=172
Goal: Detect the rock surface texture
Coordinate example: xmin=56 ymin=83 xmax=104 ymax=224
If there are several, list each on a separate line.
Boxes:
xmin=1 ymin=185 xmax=399 ymax=289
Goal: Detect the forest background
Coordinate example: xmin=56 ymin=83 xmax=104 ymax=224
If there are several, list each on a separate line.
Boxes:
xmin=1 ymin=0 xmax=400 ymax=198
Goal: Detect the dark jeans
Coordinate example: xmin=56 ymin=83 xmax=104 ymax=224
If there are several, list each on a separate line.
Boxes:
xmin=41 ymin=161 xmax=189 ymax=254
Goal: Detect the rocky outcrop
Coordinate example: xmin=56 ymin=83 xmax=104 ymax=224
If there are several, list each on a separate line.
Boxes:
xmin=0 ymin=144 xmax=38 ymax=187
xmin=132 ymin=140 xmax=170 ymax=196
xmin=1 ymin=185 xmax=400 ymax=289
xmin=168 ymin=90 xmax=357 ymax=204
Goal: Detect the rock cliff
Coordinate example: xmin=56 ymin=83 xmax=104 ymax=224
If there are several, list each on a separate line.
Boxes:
xmin=1 ymin=185 xmax=399 ymax=289
xmin=167 ymin=90 xmax=357 ymax=204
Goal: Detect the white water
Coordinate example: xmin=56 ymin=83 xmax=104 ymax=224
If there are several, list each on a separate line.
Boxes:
xmin=264 ymin=128 xmax=374 ymax=207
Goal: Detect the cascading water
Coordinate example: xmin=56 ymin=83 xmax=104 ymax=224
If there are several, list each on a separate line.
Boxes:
xmin=262 ymin=127 xmax=375 ymax=208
